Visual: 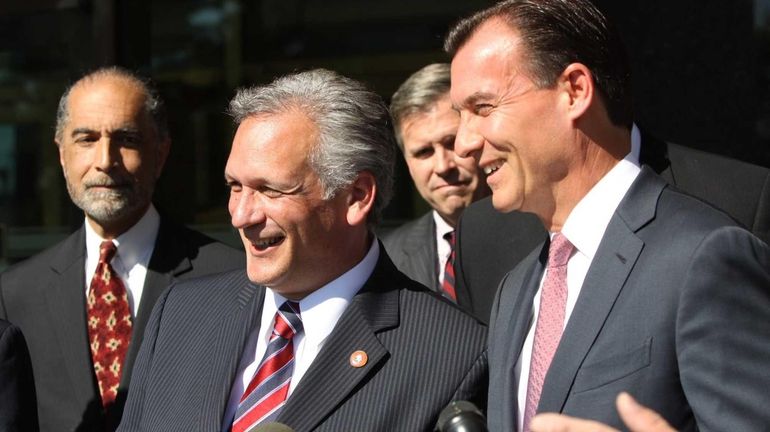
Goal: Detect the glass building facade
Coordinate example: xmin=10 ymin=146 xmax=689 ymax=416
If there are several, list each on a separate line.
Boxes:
xmin=1 ymin=0 xmax=769 ymax=268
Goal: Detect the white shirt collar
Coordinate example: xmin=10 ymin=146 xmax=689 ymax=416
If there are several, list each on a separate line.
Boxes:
xmin=85 ymin=204 xmax=160 ymax=270
xmin=263 ymin=238 xmax=380 ymax=350
xmin=432 ymin=210 xmax=454 ymax=240
xmin=560 ymin=135 xmax=641 ymax=261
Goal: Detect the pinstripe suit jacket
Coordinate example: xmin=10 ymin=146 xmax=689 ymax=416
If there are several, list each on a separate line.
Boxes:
xmin=0 ymin=217 xmax=244 ymax=432
xmin=118 ymin=244 xmax=488 ymax=432
xmin=487 ymin=168 xmax=770 ymax=431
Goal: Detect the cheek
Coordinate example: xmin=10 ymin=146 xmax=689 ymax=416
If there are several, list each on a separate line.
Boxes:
xmin=406 ymin=160 xmax=432 ymax=185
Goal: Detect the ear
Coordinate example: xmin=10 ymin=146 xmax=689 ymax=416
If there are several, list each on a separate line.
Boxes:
xmin=559 ymin=63 xmax=594 ymax=121
xmin=155 ymin=137 xmax=171 ymax=179
xmin=55 ymin=139 xmax=66 ymax=168
xmin=346 ymin=171 xmax=376 ymax=226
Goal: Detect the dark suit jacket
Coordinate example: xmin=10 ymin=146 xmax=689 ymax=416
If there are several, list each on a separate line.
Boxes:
xmin=118 ymin=244 xmax=488 ymax=432
xmin=0 ymin=319 xmax=38 ymax=432
xmin=0 ymin=217 xmax=244 ymax=432
xmin=381 ymin=212 xmax=440 ymax=292
xmin=487 ymin=168 xmax=770 ymax=431
xmin=455 ymin=135 xmax=770 ymax=322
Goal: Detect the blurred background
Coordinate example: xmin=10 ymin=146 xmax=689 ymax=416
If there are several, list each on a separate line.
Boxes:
xmin=1 ymin=0 xmax=769 ymax=269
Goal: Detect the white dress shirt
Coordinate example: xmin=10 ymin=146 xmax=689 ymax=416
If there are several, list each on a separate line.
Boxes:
xmin=222 ymin=239 xmax=380 ymax=429
xmin=514 ymin=128 xmax=642 ymax=430
xmin=433 ymin=211 xmax=454 ymax=286
xmin=84 ymin=204 xmax=160 ymax=317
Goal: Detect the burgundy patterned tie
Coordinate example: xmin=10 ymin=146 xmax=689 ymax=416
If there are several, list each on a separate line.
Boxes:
xmin=232 ymin=301 xmax=303 ymax=432
xmin=86 ymin=240 xmax=132 ymax=408
xmin=442 ymin=231 xmax=457 ymax=301
xmin=522 ymin=233 xmax=573 ymax=432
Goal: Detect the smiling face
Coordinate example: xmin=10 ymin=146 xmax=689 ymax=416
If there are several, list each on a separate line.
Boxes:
xmin=57 ymin=76 xmax=169 ymax=238
xmin=450 ymin=19 xmax=575 ymax=220
xmin=226 ymin=110 xmax=368 ymax=299
xmin=399 ymin=95 xmax=488 ymax=226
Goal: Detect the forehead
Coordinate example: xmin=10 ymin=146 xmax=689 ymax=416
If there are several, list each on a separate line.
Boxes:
xmin=228 ymin=110 xmax=318 ymax=175
xmin=401 ymin=96 xmax=459 ymax=144
xmin=65 ymin=77 xmax=150 ymax=129
xmin=449 ymin=19 xmax=529 ymax=104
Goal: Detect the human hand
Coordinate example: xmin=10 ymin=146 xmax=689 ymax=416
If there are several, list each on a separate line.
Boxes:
xmin=529 ymin=392 xmax=676 ymax=432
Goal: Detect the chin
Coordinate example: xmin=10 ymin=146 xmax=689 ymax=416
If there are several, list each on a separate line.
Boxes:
xmin=491 ymin=194 xmax=519 ymax=214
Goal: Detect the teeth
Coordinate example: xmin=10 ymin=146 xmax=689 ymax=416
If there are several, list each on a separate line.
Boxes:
xmin=483 ymin=162 xmax=503 ymax=175
xmin=254 ymin=237 xmax=282 ymax=248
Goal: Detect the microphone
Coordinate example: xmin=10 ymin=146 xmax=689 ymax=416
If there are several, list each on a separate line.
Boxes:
xmin=246 ymin=423 xmax=295 ymax=432
xmin=436 ymin=400 xmax=488 ymax=432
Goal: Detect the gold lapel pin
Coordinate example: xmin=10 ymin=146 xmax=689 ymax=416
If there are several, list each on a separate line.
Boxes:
xmin=349 ymin=350 xmax=368 ymax=368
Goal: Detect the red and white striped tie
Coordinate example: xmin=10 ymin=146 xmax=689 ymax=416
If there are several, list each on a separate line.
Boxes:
xmin=232 ymin=301 xmax=302 ymax=432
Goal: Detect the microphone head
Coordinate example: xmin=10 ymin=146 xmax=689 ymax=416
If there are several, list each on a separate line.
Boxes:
xmin=436 ymin=400 xmax=487 ymax=432
xmin=246 ymin=423 xmax=295 ymax=432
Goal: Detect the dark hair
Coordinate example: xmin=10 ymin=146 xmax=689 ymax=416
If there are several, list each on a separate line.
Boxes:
xmin=389 ymin=63 xmax=451 ymax=151
xmin=56 ymin=66 xmax=169 ymax=141
xmin=444 ymin=0 xmax=632 ymax=128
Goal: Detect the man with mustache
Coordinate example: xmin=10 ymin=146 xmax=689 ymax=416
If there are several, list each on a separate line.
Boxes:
xmin=383 ymin=63 xmax=489 ymax=301
xmin=0 ymin=67 xmax=244 ymax=432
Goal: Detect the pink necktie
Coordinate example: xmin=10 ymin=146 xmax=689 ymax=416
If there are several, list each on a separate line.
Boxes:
xmin=522 ymin=233 xmax=573 ymax=432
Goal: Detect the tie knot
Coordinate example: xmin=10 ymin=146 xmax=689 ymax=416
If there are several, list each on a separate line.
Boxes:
xmin=548 ymin=233 xmax=573 ymax=268
xmin=444 ymin=230 xmax=455 ymax=248
xmin=99 ymin=241 xmax=117 ymax=264
xmin=273 ymin=301 xmax=303 ymax=340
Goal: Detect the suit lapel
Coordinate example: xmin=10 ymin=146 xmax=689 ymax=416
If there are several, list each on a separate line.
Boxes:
xmin=401 ymin=213 xmax=439 ymax=291
xmin=45 ymin=228 xmax=100 ymax=409
xmin=204 ymin=272 xmax=265 ymax=429
xmin=277 ymin=247 xmax=399 ymax=430
xmin=537 ymin=168 xmax=663 ymax=414
xmin=491 ymin=244 xmax=546 ymax=430
xmin=122 ymin=218 xmax=192 ymax=387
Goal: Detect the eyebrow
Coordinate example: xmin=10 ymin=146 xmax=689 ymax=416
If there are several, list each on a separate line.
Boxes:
xmin=452 ymin=91 xmax=495 ymax=111
xmin=70 ymin=126 xmax=141 ymax=137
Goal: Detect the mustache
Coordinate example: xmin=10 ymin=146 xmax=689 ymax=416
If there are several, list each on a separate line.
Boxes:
xmin=83 ymin=176 xmax=132 ymax=189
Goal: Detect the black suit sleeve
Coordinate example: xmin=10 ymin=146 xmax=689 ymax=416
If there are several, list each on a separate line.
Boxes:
xmin=0 ymin=320 xmax=39 ymax=432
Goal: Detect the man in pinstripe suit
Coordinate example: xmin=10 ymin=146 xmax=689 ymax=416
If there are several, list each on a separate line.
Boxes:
xmin=118 ymin=69 xmax=487 ymax=432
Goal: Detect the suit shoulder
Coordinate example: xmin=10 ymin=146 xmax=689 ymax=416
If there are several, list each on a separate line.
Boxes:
xmin=381 ymin=213 xmax=432 ymax=248
xmin=657 ymin=185 xmax=745 ymax=233
xmin=0 ymin=233 xmax=79 ymax=285
xmin=398 ymin=287 xmax=487 ymax=339
xmin=167 ymin=268 xmax=248 ymax=295
xmin=668 ymin=142 xmax=770 ymax=180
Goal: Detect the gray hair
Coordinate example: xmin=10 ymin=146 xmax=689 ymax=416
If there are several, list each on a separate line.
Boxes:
xmin=55 ymin=66 xmax=169 ymax=142
xmin=389 ymin=63 xmax=451 ymax=151
xmin=228 ymin=68 xmax=396 ymax=227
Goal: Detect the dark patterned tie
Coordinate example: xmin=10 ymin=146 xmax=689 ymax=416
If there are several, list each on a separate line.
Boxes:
xmin=232 ymin=301 xmax=303 ymax=431
xmin=523 ymin=233 xmax=573 ymax=432
xmin=86 ymin=240 xmax=132 ymax=408
xmin=442 ymin=231 xmax=457 ymax=301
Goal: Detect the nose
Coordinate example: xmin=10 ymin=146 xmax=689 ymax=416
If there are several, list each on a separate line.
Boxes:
xmin=229 ymin=189 xmax=267 ymax=230
xmin=454 ymin=112 xmax=484 ymax=159
xmin=94 ymin=137 xmax=119 ymax=172
xmin=433 ymin=145 xmax=457 ymax=175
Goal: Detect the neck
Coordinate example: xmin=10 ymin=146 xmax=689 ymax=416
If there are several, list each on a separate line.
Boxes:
xmin=538 ymin=124 xmax=631 ymax=232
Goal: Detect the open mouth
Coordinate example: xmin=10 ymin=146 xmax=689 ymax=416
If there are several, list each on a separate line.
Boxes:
xmin=251 ymin=236 xmax=285 ymax=251
xmin=482 ymin=160 xmax=503 ymax=175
